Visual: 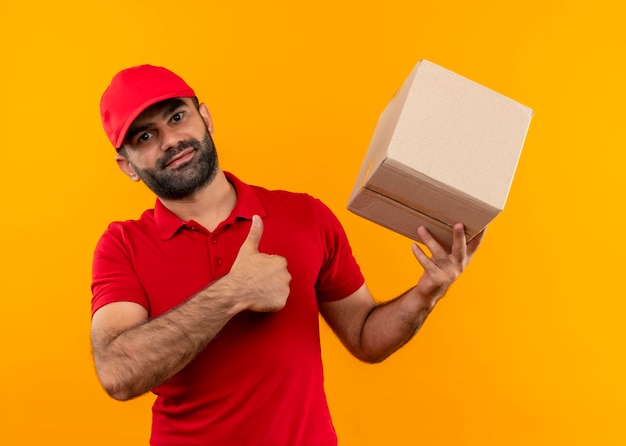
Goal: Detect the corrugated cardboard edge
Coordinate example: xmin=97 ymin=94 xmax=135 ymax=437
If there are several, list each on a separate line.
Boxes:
xmin=367 ymin=158 xmax=500 ymax=235
xmin=347 ymin=157 xmax=497 ymax=250
xmin=348 ymin=187 xmax=461 ymax=250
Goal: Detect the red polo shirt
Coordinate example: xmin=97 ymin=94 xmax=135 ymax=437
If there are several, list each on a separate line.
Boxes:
xmin=91 ymin=172 xmax=364 ymax=446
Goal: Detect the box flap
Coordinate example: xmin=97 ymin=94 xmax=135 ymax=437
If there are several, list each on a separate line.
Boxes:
xmin=348 ymin=187 xmax=483 ymax=250
xmin=367 ymin=157 xmax=499 ymax=234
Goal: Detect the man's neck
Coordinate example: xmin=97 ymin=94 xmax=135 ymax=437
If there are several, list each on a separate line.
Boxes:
xmin=158 ymin=169 xmax=237 ymax=232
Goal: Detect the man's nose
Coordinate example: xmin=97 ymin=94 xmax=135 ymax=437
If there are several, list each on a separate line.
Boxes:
xmin=159 ymin=126 xmax=184 ymax=152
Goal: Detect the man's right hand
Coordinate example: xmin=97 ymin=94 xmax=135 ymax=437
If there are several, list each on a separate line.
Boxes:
xmin=226 ymin=215 xmax=291 ymax=313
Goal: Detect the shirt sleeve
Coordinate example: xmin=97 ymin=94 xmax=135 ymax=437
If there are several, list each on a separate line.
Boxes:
xmin=312 ymin=198 xmax=365 ymax=302
xmin=91 ymin=223 xmax=149 ymax=316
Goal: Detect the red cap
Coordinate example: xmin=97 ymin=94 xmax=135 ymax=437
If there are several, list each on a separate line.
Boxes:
xmin=100 ymin=65 xmax=196 ymax=150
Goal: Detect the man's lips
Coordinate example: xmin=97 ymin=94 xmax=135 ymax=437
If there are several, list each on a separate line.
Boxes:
xmin=165 ymin=148 xmax=195 ymax=169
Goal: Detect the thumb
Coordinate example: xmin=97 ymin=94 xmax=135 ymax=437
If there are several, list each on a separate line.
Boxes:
xmin=241 ymin=215 xmax=263 ymax=254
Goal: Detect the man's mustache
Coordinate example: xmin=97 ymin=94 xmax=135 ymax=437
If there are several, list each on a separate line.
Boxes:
xmin=156 ymin=139 xmax=201 ymax=170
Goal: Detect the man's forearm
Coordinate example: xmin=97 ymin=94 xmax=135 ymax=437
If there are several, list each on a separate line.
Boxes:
xmin=93 ymin=279 xmax=240 ymax=401
xmin=92 ymin=215 xmax=292 ymax=400
xmin=359 ymin=287 xmax=435 ymax=363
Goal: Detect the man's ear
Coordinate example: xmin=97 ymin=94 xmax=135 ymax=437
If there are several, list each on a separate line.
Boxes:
xmin=198 ymin=103 xmax=214 ymax=135
xmin=115 ymin=154 xmax=141 ymax=182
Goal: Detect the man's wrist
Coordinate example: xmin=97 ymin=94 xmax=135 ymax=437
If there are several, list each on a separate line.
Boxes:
xmin=201 ymin=275 xmax=248 ymax=317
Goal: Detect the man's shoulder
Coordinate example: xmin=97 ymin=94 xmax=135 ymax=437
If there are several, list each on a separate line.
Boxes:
xmin=106 ymin=208 xmax=156 ymax=229
xmin=248 ymin=183 xmax=324 ymax=209
xmin=246 ymin=183 xmax=345 ymax=235
xmin=99 ymin=208 xmax=158 ymax=243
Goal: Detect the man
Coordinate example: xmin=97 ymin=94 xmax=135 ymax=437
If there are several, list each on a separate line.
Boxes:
xmin=91 ymin=64 xmax=484 ymax=446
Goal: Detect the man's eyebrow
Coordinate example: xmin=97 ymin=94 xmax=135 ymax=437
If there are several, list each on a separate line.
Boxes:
xmin=161 ymin=98 xmax=187 ymax=120
xmin=126 ymin=99 xmax=189 ymax=142
xmin=126 ymin=122 xmax=152 ymax=142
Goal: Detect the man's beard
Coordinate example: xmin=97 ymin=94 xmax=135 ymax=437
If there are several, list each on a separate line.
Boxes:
xmin=131 ymin=131 xmax=219 ymax=200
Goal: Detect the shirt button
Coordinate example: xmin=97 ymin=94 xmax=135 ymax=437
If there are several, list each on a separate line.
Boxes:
xmin=212 ymin=237 xmax=218 ymax=244
xmin=215 ymin=258 xmax=222 ymax=267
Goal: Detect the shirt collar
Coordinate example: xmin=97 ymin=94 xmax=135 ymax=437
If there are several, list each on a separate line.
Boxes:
xmin=154 ymin=171 xmax=267 ymax=240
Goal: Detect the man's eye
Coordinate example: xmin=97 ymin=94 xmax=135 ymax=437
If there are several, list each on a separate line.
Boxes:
xmin=138 ymin=133 xmax=151 ymax=143
xmin=172 ymin=112 xmax=183 ymax=122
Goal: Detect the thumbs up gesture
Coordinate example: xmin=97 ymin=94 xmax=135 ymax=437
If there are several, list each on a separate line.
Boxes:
xmin=226 ymin=215 xmax=291 ymax=313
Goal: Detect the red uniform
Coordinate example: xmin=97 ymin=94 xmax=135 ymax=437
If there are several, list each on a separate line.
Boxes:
xmin=92 ymin=173 xmax=364 ymax=445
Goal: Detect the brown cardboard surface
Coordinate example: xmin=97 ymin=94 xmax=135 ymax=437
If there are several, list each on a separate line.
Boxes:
xmin=348 ymin=60 xmax=533 ymax=250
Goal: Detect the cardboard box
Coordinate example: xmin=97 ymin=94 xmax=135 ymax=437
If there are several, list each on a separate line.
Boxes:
xmin=347 ymin=60 xmax=533 ymax=250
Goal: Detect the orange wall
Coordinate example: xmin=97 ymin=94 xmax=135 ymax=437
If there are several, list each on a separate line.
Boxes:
xmin=1 ymin=1 xmax=625 ymax=444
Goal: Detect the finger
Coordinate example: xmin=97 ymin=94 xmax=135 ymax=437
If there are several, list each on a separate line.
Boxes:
xmin=417 ymin=226 xmax=448 ymax=260
xmin=450 ymin=223 xmax=467 ymax=261
xmin=411 ymin=242 xmax=438 ymax=274
xmin=241 ymin=215 xmax=263 ymax=254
